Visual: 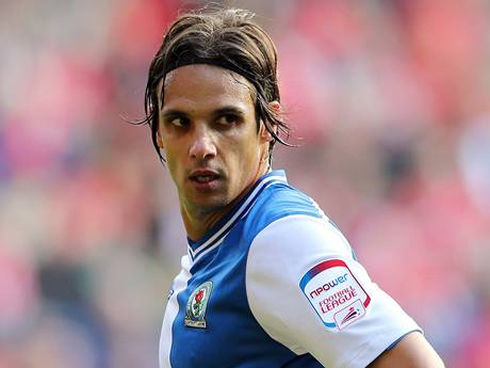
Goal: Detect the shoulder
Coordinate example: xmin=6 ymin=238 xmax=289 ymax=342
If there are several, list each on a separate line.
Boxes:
xmin=241 ymin=179 xmax=327 ymax=245
xmin=255 ymin=181 xmax=323 ymax=219
xmin=249 ymin=214 xmax=354 ymax=263
xmin=245 ymin=214 xmax=358 ymax=316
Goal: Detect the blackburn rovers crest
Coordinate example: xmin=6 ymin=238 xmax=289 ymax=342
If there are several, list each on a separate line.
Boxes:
xmin=185 ymin=281 xmax=213 ymax=328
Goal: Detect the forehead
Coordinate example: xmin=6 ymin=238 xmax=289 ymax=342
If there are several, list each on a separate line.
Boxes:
xmin=160 ymin=64 xmax=255 ymax=111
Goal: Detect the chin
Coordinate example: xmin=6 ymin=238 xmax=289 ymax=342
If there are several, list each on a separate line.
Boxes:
xmin=189 ymin=195 xmax=231 ymax=213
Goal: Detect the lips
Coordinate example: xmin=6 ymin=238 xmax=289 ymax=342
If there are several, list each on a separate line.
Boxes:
xmin=193 ymin=175 xmax=218 ymax=183
xmin=188 ymin=169 xmax=222 ymax=188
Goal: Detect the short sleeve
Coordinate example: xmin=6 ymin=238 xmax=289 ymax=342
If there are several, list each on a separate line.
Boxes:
xmin=245 ymin=215 xmax=421 ymax=368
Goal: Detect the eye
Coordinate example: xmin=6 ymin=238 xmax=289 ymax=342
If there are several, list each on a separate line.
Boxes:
xmin=168 ymin=117 xmax=189 ymax=128
xmin=216 ymin=114 xmax=239 ymax=126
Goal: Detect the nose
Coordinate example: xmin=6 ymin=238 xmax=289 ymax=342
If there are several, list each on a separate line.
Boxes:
xmin=188 ymin=124 xmax=217 ymax=160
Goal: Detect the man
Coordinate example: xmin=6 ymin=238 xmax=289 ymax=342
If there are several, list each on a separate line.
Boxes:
xmin=140 ymin=7 xmax=445 ymax=368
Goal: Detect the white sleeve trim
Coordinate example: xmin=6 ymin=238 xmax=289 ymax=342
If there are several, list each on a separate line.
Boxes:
xmin=245 ymin=215 xmax=421 ymax=368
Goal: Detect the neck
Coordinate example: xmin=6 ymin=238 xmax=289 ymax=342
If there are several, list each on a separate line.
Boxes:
xmin=182 ymin=205 xmax=229 ymax=242
xmin=183 ymin=167 xmax=271 ymax=242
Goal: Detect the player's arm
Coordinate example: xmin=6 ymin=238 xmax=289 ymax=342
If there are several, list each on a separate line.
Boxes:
xmin=368 ymin=331 xmax=445 ymax=368
xmin=246 ymin=215 xmax=444 ymax=368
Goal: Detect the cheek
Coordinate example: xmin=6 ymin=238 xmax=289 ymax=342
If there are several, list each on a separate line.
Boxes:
xmin=162 ymin=144 xmax=183 ymax=180
xmin=234 ymin=137 xmax=262 ymax=170
xmin=165 ymin=157 xmax=178 ymax=184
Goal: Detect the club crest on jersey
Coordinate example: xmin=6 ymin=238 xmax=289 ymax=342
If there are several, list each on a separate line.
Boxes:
xmin=185 ymin=281 xmax=213 ymax=328
xmin=299 ymin=259 xmax=370 ymax=331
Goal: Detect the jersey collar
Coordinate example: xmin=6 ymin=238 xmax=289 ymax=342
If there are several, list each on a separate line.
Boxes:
xmin=186 ymin=170 xmax=287 ymax=262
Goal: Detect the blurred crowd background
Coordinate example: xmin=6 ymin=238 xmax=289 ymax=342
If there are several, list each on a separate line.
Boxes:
xmin=1 ymin=0 xmax=490 ymax=367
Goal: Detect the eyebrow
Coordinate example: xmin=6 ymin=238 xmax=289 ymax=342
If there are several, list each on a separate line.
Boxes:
xmin=212 ymin=106 xmax=246 ymax=118
xmin=160 ymin=109 xmax=187 ymax=120
xmin=161 ymin=106 xmax=247 ymax=120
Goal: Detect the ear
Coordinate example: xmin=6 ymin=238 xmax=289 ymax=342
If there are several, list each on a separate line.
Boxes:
xmin=269 ymin=101 xmax=281 ymax=114
xmin=259 ymin=101 xmax=281 ymax=142
xmin=259 ymin=124 xmax=273 ymax=143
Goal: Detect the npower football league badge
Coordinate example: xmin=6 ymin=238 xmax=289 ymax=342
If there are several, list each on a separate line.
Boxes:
xmin=185 ymin=281 xmax=213 ymax=328
xmin=300 ymin=259 xmax=371 ymax=330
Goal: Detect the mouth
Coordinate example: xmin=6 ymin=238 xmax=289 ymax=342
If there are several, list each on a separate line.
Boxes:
xmin=191 ymin=174 xmax=220 ymax=183
xmin=188 ymin=170 xmax=222 ymax=188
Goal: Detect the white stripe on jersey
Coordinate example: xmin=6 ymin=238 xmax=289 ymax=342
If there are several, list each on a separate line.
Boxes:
xmin=159 ymin=255 xmax=192 ymax=368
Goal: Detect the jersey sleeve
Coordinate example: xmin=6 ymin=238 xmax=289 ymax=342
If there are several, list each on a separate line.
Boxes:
xmin=245 ymin=215 xmax=422 ymax=368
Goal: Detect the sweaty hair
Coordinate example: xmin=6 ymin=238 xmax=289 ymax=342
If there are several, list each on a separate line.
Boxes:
xmin=139 ymin=6 xmax=290 ymax=163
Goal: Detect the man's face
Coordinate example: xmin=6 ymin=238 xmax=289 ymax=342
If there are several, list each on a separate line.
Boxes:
xmin=157 ymin=64 xmax=271 ymax=217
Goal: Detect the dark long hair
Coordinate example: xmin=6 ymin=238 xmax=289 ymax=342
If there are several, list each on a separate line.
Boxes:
xmin=137 ymin=6 xmax=291 ymax=163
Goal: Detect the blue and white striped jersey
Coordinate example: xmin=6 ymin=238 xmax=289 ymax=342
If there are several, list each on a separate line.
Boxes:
xmin=159 ymin=170 xmax=420 ymax=368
